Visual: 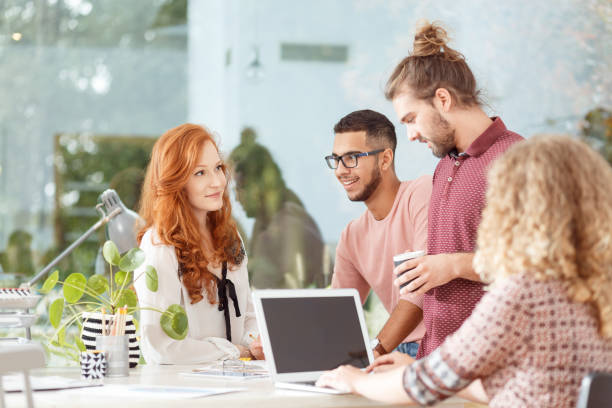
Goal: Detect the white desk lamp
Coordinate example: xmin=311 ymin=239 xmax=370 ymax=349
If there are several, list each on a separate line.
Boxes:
xmin=0 ymin=190 xmax=141 ymax=340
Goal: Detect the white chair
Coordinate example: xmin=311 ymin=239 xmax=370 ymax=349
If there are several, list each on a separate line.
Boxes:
xmin=0 ymin=342 xmax=46 ymax=408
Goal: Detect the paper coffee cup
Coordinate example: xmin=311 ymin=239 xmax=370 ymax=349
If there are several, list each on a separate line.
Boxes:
xmin=393 ymin=250 xmax=425 ymax=289
xmin=393 ymin=250 xmax=425 ymax=267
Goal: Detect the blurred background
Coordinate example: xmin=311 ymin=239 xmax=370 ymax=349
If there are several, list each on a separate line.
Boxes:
xmin=0 ymin=0 xmax=610 ymax=349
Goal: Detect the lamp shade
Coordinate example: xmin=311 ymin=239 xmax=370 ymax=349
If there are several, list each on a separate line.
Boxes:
xmin=100 ymin=189 xmax=143 ymax=253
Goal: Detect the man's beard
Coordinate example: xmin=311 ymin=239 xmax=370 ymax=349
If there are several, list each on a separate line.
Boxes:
xmin=349 ymin=165 xmax=382 ymax=202
xmin=429 ymin=112 xmax=456 ymax=158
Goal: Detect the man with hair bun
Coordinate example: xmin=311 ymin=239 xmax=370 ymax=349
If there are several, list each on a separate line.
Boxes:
xmin=385 ymin=21 xmax=524 ymax=358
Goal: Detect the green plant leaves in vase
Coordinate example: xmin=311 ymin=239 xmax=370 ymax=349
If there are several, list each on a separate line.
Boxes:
xmin=52 ymin=327 xmax=67 ymax=347
xmin=116 ymin=289 xmax=138 ymax=309
xmin=40 ymin=270 xmax=59 ymax=294
xmin=160 ymin=304 xmax=188 ymax=340
xmin=63 ymin=273 xmax=87 ymax=303
xmin=118 ymin=248 xmax=145 ymax=272
xmin=75 ymin=337 xmax=86 ymax=352
xmin=114 ymin=271 xmax=130 ymax=287
xmin=87 ymin=274 xmax=109 ymax=296
xmin=42 ymin=239 xmax=188 ymax=361
xmin=49 ymin=298 xmax=64 ymax=328
xmin=145 ymin=265 xmax=158 ymax=291
xmin=103 ymin=240 xmax=121 ymax=266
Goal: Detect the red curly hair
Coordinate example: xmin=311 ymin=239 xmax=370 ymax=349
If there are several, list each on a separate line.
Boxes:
xmin=138 ymin=123 xmax=244 ymax=305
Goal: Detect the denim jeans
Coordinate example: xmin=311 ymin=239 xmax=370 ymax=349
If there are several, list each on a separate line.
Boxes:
xmin=395 ymin=341 xmax=419 ymax=358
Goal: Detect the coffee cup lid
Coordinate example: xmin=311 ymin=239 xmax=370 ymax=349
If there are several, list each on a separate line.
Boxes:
xmin=393 ymin=250 xmax=426 ymax=263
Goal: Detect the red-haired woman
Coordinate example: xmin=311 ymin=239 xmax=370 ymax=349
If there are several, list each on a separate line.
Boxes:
xmin=134 ymin=123 xmax=261 ymax=364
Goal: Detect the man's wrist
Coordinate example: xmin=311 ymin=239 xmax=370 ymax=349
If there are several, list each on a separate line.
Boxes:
xmin=371 ymin=338 xmax=388 ymax=355
xmin=374 ymin=342 xmax=388 ymax=355
xmin=453 ymin=252 xmax=477 ymax=280
xmin=452 ymin=253 xmax=462 ymax=278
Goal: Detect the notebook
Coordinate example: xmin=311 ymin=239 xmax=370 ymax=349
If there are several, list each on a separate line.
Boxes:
xmin=252 ymin=288 xmax=373 ymax=394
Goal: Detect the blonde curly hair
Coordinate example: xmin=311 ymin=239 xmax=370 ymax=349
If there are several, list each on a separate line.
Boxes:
xmin=474 ymin=135 xmax=612 ymax=338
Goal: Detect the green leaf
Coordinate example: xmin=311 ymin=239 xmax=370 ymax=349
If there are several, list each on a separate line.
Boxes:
xmin=75 ymin=337 xmax=86 ymax=352
xmin=132 ymin=317 xmax=139 ymax=332
xmin=40 ymin=270 xmax=59 ymax=294
xmin=145 ymin=265 xmax=158 ymax=292
xmin=87 ymin=274 xmax=109 ymax=296
xmin=103 ymin=240 xmax=120 ymax=266
xmin=49 ymin=298 xmax=64 ymax=328
xmin=57 ymin=327 xmax=66 ymax=345
xmin=118 ymin=248 xmax=146 ymax=272
xmin=114 ymin=271 xmax=130 ymax=287
xmin=160 ymin=304 xmax=188 ymax=340
xmin=63 ymin=273 xmax=87 ymax=303
xmin=115 ymin=289 xmax=138 ymax=309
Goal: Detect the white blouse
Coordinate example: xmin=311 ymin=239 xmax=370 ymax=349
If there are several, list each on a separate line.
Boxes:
xmin=133 ymin=228 xmax=258 ymax=364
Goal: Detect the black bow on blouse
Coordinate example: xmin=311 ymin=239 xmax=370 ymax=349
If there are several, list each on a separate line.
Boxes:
xmin=217 ymin=261 xmax=241 ymax=342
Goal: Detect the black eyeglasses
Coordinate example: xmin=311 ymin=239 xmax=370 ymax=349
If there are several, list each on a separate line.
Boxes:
xmin=324 ymin=149 xmax=385 ymax=169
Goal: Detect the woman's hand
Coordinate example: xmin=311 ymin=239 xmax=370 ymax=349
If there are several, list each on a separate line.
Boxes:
xmin=248 ymin=336 xmax=265 ymax=360
xmin=318 ymin=365 xmax=414 ymax=404
xmin=366 ymin=351 xmax=414 ymax=373
xmin=315 ymin=365 xmax=366 ymax=393
xmin=236 ymin=344 xmax=252 ymax=359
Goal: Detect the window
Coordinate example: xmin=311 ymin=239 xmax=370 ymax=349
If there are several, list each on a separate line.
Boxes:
xmin=1 ymin=0 xmax=609 ymax=356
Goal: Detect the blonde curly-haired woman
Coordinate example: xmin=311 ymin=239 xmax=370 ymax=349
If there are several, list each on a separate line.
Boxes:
xmin=317 ymin=135 xmax=612 ymax=408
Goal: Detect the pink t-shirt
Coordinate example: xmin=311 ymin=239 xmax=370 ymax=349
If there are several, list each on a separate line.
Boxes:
xmin=332 ymin=176 xmax=432 ymax=343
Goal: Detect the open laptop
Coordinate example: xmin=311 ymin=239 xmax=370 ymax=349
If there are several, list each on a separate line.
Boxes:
xmin=252 ymin=288 xmax=373 ymax=394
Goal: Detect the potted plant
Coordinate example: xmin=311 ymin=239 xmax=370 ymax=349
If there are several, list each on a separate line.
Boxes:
xmin=39 ymin=240 xmax=188 ymax=365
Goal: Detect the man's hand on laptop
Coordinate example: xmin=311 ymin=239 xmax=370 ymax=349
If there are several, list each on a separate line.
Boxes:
xmin=316 ymin=365 xmax=362 ymax=393
xmin=248 ymin=335 xmax=265 ymax=360
xmin=366 ymin=351 xmax=414 ymax=373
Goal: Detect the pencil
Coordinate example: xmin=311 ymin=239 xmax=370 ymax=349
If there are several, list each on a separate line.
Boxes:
xmin=111 ymin=309 xmax=120 ymax=336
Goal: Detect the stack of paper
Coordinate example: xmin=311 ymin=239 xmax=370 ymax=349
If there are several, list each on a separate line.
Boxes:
xmin=182 ymin=360 xmax=268 ymax=380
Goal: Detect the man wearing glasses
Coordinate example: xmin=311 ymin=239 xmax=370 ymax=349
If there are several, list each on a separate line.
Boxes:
xmin=326 ymin=109 xmax=431 ymax=358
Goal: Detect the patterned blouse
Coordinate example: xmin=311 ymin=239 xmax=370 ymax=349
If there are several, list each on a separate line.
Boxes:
xmin=403 ymin=273 xmax=612 ymax=407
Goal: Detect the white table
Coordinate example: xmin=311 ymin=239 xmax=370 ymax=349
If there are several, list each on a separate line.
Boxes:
xmin=5 ymin=365 xmax=486 ymax=408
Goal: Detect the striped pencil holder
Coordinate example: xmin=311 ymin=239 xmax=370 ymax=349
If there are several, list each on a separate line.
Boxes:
xmin=81 ymin=312 xmax=139 ymax=368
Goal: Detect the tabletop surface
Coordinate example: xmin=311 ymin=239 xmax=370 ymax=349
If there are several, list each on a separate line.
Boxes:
xmin=3 ymin=365 xmax=486 ymax=408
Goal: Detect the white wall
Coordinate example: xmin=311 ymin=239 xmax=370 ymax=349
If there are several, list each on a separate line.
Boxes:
xmin=188 ymin=0 xmax=611 ymax=243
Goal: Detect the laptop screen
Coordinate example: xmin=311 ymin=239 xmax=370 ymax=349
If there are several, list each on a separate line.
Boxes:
xmin=260 ymin=296 xmax=370 ymax=373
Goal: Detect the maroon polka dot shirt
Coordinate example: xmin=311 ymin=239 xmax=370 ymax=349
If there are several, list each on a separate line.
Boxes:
xmin=418 ymin=117 xmax=524 ymax=358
